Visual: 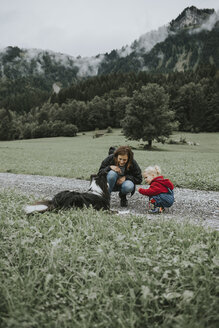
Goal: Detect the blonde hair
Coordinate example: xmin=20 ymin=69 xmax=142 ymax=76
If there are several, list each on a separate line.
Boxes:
xmin=144 ymin=165 xmax=161 ymax=177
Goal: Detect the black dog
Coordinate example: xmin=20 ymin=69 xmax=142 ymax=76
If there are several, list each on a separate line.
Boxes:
xmin=24 ymin=173 xmax=110 ymax=214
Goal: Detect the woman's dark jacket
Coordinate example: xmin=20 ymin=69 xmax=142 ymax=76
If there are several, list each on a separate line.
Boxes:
xmin=98 ymin=154 xmax=142 ymax=194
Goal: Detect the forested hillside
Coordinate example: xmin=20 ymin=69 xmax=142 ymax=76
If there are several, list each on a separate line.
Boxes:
xmin=98 ymin=24 xmax=219 ymax=74
xmin=0 ymin=6 xmax=218 ymax=140
xmin=1 ymin=65 xmax=218 ymax=141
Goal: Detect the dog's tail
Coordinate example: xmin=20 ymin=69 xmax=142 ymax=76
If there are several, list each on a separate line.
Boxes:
xmin=24 ymin=200 xmax=54 ymax=214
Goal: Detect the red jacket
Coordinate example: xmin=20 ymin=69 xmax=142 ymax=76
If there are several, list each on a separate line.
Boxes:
xmin=138 ymin=176 xmax=174 ymax=197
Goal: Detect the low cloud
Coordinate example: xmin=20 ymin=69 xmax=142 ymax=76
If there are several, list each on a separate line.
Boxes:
xmin=191 ymin=10 xmax=219 ymax=33
xmin=118 ymin=25 xmax=169 ymax=57
xmin=74 ymin=55 xmax=105 ymax=77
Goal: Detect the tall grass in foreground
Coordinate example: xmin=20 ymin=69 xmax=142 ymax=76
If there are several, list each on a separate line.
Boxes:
xmin=0 ymin=192 xmax=218 ymax=328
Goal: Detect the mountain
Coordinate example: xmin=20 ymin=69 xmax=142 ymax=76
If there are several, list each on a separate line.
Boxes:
xmin=98 ymin=6 xmax=219 ymax=74
xmin=169 ymin=6 xmax=215 ymax=31
xmin=0 ymin=6 xmax=218 ymax=93
xmin=0 ymin=47 xmax=103 ymax=87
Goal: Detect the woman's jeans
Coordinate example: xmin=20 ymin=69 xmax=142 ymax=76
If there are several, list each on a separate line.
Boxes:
xmin=107 ymin=170 xmax=134 ymax=195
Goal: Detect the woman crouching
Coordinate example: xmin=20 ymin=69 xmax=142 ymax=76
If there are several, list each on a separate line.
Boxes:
xmin=98 ymin=146 xmax=142 ymax=207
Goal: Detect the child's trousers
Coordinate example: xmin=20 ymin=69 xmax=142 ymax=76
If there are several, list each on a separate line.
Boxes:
xmin=150 ymin=189 xmax=174 ymax=208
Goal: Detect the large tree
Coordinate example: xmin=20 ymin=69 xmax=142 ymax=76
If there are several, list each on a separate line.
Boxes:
xmin=121 ymin=83 xmax=176 ymax=148
xmin=174 ymin=82 xmax=207 ymax=132
xmin=0 ymin=108 xmax=13 ymax=140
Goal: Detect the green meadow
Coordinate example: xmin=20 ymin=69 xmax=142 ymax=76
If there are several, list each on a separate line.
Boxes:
xmin=0 ymin=130 xmax=219 ymax=327
xmin=0 ymin=129 xmax=218 ymax=190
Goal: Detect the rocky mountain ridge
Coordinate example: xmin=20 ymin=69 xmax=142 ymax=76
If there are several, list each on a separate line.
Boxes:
xmin=169 ymin=6 xmax=215 ymax=30
xmin=0 ymin=6 xmax=218 ymax=90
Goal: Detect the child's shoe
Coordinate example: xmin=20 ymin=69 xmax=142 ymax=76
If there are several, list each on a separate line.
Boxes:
xmin=148 ymin=206 xmax=165 ymax=214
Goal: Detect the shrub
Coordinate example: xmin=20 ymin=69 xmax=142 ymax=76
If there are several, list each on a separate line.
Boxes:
xmin=62 ymin=124 xmax=78 ymax=137
xmin=106 ymin=126 xmax=113 ymax=133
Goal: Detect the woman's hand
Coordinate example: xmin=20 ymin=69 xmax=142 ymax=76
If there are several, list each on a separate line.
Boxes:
xmin=110 ymin=165 xmax=121 ymax=174
xmin=116 ymin=176 xmax=126 ymax=185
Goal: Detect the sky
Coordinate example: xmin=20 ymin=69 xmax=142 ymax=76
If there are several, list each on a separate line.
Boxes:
xmin=1 ymin=0 xmax=219 ymax=58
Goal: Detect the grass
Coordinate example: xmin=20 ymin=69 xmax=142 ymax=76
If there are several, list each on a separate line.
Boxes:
xmin=0 ymin=191 xmax=218 ymax=328
xmin=0 ymin=130 xmax=218 ymax=327
xmin=0 ymin=129 xmax=218 ymax=190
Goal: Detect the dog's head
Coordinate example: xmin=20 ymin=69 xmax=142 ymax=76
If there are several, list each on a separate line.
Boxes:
xmin=89 ymin=172 xmax=109 ymax=196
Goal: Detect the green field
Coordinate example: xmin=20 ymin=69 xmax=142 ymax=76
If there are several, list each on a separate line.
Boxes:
xmin=0 ymin=131 xmax=219 ymax=327
xmin=0 ymin=192 xmax=218 ymax=328
xmin=0 ymin=129 xmax=218 ymax=190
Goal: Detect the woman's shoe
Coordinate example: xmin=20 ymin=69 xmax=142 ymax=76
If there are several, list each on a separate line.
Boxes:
xmin=119 ymin=193 xmax=128 ymax=207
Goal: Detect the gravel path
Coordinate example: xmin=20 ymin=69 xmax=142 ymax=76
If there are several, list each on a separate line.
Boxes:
xmin=0 ymin=173 xmax=218 ymax=230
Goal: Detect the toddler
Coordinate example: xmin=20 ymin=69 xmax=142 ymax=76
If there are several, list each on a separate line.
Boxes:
xmin=138 ymin=165 xmax=174 ymax=214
